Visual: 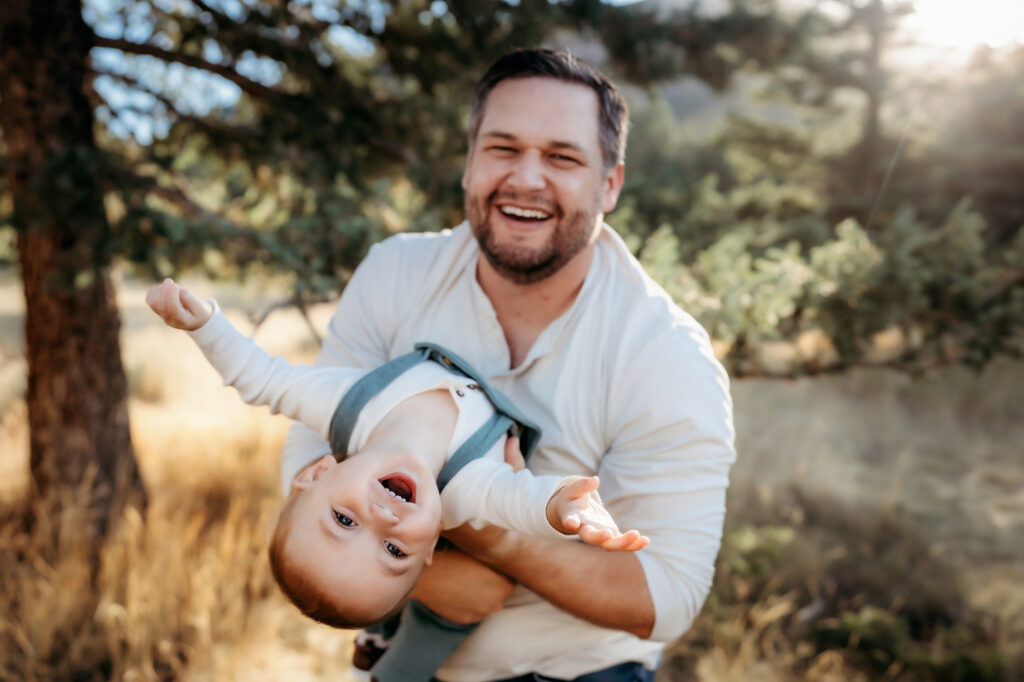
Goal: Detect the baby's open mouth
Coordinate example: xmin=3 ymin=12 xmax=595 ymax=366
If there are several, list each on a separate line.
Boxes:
xmin=379 ymin=474 xmax=416 ymax=503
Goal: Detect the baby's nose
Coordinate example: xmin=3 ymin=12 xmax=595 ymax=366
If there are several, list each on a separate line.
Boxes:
xmin=371 ymin=503 xmax=399 ymax=525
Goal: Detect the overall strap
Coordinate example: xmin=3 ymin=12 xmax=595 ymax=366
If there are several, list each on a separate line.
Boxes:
xmin=413 ymin=342 xmax=543 ymax=460
xmin=327 ymin=342 xmax=543 ymax=492
xmin=327 ymin=348 xmax=428 ymax=456
xmin=436 ymin=412 xmax=513 ymax=491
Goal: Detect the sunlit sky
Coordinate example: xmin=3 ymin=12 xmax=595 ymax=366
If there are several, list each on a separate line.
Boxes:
xmin=904 ymin=0 xmax=1024 ymax=51
xmin=606 ymin=0 xmax=1024 ymax=52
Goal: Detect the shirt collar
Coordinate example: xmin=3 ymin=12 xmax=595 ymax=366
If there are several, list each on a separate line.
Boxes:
xmin=458 ymin=223 xmax=608 ymax=376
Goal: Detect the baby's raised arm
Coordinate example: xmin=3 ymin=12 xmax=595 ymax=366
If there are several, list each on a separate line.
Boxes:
xmin=145 ymin=278 xmax=361 ymax=443
xmin=546 ymin=477 xmax=650 ymax=552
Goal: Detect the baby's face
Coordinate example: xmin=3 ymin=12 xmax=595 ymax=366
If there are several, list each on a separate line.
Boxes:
xmin=285 ymin=449 xmax=443 ymax=620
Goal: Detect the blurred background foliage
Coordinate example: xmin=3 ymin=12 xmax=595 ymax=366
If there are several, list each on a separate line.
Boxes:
xmin=2 ymin=0 xmax=1019 ymax=376
xmin=1 ymin=2 xmax=1023 ymax=680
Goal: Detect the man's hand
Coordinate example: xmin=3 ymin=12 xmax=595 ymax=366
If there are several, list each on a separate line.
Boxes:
xmin=546 ymin=477 xmax=650 ymax=552
xmin=146 ymin=278 xmax=213 ymax=331
xmin=504 ymin=434 xmax=526 ymax=472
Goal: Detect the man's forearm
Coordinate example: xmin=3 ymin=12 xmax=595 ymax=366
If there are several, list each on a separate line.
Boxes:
xmin=447 ymin=525 xmax=655 ymax=638
xmin=411 ymin=548 xmax=516 ymax=624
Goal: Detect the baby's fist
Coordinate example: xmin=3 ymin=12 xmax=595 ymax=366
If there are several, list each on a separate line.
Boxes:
xmin=146 ymin=278 xmax=212 ymax=331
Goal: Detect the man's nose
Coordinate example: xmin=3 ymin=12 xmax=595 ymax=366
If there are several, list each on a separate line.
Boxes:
xmin=370 ymin=502 xmax=399 ymax=526
xmin=507 ymin=150 xmax=546 ymax=191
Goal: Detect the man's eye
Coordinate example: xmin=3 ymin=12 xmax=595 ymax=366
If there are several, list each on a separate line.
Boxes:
xmin=333 ymin=511 xmax=357 ymax=527
xmin=489 ymin=146 xmax=517 ymax=154
xmin=551 ymin=154 xmax=580 ymax=165
xmin=384 ymin=541 xmax=407 ymax=558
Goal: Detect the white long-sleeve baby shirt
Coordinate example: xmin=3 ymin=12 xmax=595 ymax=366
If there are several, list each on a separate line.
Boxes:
xmin=188 ymin=304 xmax=567 ymax=539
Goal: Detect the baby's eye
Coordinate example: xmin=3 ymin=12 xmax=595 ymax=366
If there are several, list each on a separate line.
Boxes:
xmin=333 ymin=510 xmax=357 ymax=527
xmin=384 ymin=541 xmax=407 ymax=559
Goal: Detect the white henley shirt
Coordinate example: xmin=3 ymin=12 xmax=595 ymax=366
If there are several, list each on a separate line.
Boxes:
xmin=280 ymin=222 xmax=736 ymax=680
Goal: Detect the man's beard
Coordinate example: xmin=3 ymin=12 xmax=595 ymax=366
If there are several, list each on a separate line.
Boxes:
xmin=465 ymin=190 xmax=600 ymax=285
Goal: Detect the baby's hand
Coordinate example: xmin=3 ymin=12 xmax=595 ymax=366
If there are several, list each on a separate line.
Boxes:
xmin=146 ymin=278 xmax=212 ymax=331
xmin=546 ymin=477 xmax=650 ymax=552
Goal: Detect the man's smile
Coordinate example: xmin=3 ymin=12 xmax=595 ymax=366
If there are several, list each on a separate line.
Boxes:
xmin=497 ymin=204 xmax=554 ymax=221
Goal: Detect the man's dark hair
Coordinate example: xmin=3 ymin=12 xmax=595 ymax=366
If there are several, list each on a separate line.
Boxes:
xmin=469 ymin=48 xmax=629 ymax=169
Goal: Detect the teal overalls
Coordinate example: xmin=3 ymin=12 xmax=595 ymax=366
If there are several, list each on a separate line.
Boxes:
xmin=328 ymin=342 xmax=542 ymax=682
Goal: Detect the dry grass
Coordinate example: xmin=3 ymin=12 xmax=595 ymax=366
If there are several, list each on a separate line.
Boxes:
xmin=0 ymin=272 xmax=356 ymax=682
xmin=1 ymin=270 xmax=1022 ymax=680
xmin=659 ymin=361 xmax=1024 ymax=681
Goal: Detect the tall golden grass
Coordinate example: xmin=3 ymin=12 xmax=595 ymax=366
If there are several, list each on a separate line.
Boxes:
xmin=1 ymin=273 xmax=1021 ymax=680
xmin=1 ymin=275 xmax=358 ymax=681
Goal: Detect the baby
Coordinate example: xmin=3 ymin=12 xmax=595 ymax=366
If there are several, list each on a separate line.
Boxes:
xmin=146 ymin=279 xmax=648 ymax=629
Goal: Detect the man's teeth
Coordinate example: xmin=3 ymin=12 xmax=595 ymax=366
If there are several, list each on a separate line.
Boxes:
xmin=385 ymin=488 xmax=408 ymax=502
xmin=500 ymin=205 xmax=551 ymax=220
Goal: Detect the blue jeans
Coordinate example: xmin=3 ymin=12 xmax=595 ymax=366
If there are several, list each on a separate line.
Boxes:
xmin=436 ymin=661 xmax=655 ymax=682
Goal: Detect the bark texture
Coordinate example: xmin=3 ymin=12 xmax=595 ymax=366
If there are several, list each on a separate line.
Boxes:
xmin=0 ymin=0 xmax=145 ymax=539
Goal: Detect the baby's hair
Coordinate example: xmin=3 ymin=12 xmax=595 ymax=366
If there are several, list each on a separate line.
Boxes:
xmin=268 ymin=492 xmax=367 ymax=628
xmin=267 ymin=488 xmax=414 ymax=629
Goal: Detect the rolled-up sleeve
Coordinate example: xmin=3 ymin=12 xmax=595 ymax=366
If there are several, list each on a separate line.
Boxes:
xmin=599 ymin=322 xmax=736 ymax=642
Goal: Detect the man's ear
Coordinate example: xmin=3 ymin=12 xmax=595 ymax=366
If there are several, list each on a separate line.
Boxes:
xmin=461 ymin=140 xmax=476 ymax=191
xmin=291 ymin=454 xmax=335 ymax=491
xmin=601 ymin=163 xmax=625 ymax=213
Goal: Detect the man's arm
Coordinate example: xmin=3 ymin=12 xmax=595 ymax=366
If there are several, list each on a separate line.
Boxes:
xmin=418 ymin=327 xmax=736 ymax=643
xmin=409 ymin=547 xmax=517 ymax=625
xmin=414 ymin=436 xmax=654 ymax=635
xmin=443 ymin=524 xmax=656 ymax=638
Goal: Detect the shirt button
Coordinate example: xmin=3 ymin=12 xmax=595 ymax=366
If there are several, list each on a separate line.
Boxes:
xmin=455 ymin=389 xmax=465 ymax=397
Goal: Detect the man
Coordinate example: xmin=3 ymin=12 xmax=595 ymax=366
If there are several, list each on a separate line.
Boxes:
xmin=280 ymin=48 xmax=736 ymax=681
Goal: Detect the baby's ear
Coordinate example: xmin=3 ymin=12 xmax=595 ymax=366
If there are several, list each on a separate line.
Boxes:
xmin=291 ymin=454 xmax=335 ymax=490
xmin=424 ymin=525 xmax=443 ymax=566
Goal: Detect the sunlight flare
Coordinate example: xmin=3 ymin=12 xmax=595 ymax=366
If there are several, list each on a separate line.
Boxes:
xmin=906 ymin=0 xmax=1024 ymax=51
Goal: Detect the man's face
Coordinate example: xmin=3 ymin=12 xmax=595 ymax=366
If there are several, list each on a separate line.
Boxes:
xmin=284 ymin=450 xmax=443 ymax=620
xmin=462 ymin=77 xmax=624 ymax=284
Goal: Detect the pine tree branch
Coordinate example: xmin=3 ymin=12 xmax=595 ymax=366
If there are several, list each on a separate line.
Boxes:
xmin=93 ymin=36 xmax=285 ymax=101
xmin=188 ymin=0 xmax=334 ymax=45
xmin=188 ymin=0 xmax=230 ymax=24
xmin=142 ymin=178 xmax=326 ymax=344
xmin=142 ymin=178 xmax=250 ymax=229
xmin=91 ymin=67 xmax=252 ymax=140
xmin=981 ymin=269 xmax=1024 ymax=307
xmin=249 ymin=295 xmax=325 ymax=342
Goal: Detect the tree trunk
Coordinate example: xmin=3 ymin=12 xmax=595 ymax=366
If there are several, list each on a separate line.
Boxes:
xmin=854 ymin=0 xmax=885 ymax=207
xmin=0 ymin=0 xmax=145 ymax=540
